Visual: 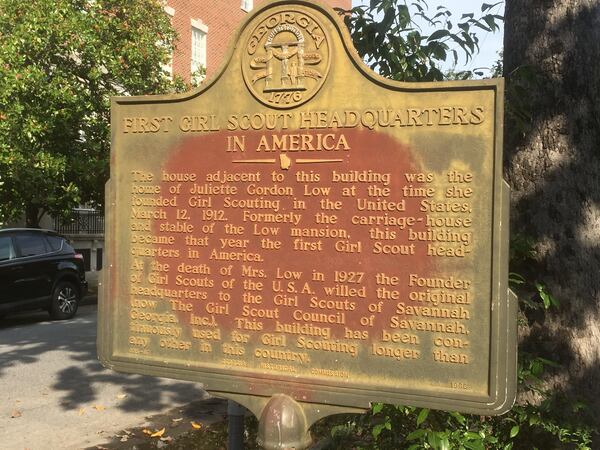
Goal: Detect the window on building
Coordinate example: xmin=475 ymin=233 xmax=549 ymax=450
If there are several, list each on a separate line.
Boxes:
xmin=191 ymin=19 xmax=208 ymax=84
xmin=241 ymin=0 xmax=253 ymax=12
xmin=162 ymin=6 xmax=175 ymax=78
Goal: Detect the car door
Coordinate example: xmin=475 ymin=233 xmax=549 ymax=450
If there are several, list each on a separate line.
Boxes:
xmin=12 ymin=231 xmax=54 ymax=304
xmin=0 ymin=233 xmax=21 ymax=305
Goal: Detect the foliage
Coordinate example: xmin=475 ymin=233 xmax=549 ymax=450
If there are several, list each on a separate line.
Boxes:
xmin=312 ymin=333 xmax=593 ymax=448
xmin=307 ymin=233 xmax=594 ymax=450
xmin=325 ymin=4 xmax=595 ymax=448
xmin=491 ymin=50 xmax=503 ymax=78
xmin=509 ymin=234 xmax=560 ymax=317
xmin=318 ymin=394 xmax=592 ymax=449
xmin=0 ymin=0 xmax=187 ymax=226
xmin=342 ymin=0 xmax=503 ymax=82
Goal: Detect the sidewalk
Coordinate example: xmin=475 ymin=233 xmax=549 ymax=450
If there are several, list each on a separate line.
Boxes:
xmin=75 ymin=271 xmax=231 ymax=449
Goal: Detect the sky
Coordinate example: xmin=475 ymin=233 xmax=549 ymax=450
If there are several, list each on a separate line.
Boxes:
xmin=351 ymin=0 xmax=504 ymax=76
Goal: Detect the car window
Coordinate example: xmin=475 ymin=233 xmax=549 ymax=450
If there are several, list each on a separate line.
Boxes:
xmin=0 ymin=236 xmax=15 ymax=261
xmin=46 ymin=235 xmax=65 ymax=252
xmin=62 ymin=241 xmax=75 ymax=253
xmin=14 ymin=233 xmax=49 ymax=257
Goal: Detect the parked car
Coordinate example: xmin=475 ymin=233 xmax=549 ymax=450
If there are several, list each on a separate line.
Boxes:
xmin=0 ymin=228 xmax=88 ymax=320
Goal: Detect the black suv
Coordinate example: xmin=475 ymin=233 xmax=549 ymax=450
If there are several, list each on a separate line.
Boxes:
xmin=0 ymin=229 xmax=88 ymax=320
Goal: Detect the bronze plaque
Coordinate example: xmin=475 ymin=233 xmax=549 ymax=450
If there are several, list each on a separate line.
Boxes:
xmin=98 ymin=0 xmax=516 ymax=415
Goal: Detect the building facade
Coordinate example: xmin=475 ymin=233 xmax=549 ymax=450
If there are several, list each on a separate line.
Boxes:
xmin=165 ymin=0 xmax=352 ymax=82
xmin=51 ymin=0 xmax=352 ymax=271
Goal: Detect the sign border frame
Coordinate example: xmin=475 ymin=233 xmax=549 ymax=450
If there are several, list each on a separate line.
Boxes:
xmin=98 ymin=0 xmax=517 ymax=416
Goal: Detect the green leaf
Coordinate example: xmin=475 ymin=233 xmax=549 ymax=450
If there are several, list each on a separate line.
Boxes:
xmin=371 ymin=402 xmax=384 ymax=414
xmin=416 ymin=408 xmax=430 ymax=426
xmin=412 ymin=2 xmax=424 ymax=13
xmin=537 ymin=357 xmax=560 ymax=367
xmin=483 ymin=14 xmax=500 ymax=31
xmin=510 ymin=425 xmax=520 ymax=438
xmin=428 ymin=431 xmax=442 ymax=448
xmin=464 ymin=440 xmax=485 ymax=450
xmin=464 ymin=432 xmax=482 ymax=440
xmin=509 ymin=272 xmax=526 ymax=285
xmin=481 ymin=1 xmax=503 ymax=12
xmin=427 ymin=29 xmax=450 ymax=42
xmin=406 ymin=429 xmax=427 ymax=441
xmin=449 ymin=411 xmax=466 ymax=425
xmin=397 ymin=4 xmax=411 ymax=27
xmin=440 ymin=437 xmax=450 ymax=450
xmin=427 ymin=431 xmax=450 ymax=450
xmin=372 ymin=423 xmax=386 ymax=439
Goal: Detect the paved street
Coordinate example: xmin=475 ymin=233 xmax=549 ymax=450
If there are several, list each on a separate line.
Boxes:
xmin=0 ymin=304 xmax=216 ymax=450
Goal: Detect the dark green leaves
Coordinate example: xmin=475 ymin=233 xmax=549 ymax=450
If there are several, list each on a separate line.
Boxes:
xmin=482 ymin=2 xmax=503 ymax=12
xmin=428 ymin=29 xmax=451 ymax=42
xmin=0 ymin=0 xmax=186 ymax=225
xmin=344 ymin=0 xmax=502 ymax=82
xmin=416 ymin=408 xmax=430 ymax=426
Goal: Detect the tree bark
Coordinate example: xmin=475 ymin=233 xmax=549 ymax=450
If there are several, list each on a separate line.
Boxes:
xmin=504 ymin=0 xmax=600 ymax=423
xmin=25 ymin=204 xmax=42 ymax=228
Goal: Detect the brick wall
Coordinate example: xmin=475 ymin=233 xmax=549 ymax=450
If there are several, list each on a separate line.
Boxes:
xmin=166 ymin=0 xmax=352 ymax=81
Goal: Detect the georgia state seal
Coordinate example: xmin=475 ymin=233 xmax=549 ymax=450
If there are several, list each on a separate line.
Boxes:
xmin=242 ymin=9 xmax=330 ymax=109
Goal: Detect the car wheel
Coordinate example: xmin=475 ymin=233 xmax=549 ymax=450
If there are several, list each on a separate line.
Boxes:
xmin=50 ymin=281 xmax=80 ymax=320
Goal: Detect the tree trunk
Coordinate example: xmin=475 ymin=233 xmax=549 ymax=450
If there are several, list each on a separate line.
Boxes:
xmin=504 ymin=0 xmax=600 ymax=423
xmin=25 ymin=204 xmax=41 ymax=228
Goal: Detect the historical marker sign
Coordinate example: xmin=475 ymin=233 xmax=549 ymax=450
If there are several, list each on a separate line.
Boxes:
xmin=98 ymin=0 xmax=517 ymax=417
